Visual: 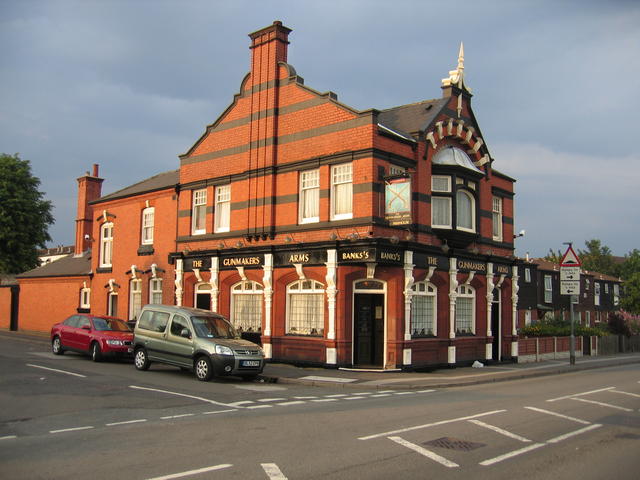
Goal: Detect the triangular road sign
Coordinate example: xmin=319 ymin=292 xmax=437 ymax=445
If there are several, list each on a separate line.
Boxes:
xmin=560 ymin=245 xmax=581 ymax=267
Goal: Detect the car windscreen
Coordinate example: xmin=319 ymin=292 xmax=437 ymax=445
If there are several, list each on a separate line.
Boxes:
xmin=92 ymin=317 xmax=132 ymax=332
xmin=191 ymin=316 xmax=237 ymax=339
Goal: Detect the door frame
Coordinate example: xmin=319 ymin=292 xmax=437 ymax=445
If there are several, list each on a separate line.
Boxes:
xmin=351 ymin=279 xmax=387 ymax=368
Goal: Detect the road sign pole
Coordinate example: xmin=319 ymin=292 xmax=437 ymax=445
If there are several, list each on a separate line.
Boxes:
xmin=569 ymin=295 xmax=576 ymax=365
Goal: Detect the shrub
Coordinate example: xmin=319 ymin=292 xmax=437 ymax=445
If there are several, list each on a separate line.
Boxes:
xmin=519 ymin=315 xmax=607 ymax=337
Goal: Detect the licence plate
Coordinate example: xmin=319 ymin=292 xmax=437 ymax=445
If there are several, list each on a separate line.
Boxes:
xmin=241 ymin=360 xmax=260 ymax=367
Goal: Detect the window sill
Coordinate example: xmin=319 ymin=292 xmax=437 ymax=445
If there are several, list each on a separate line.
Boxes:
xmin=96 ymin=267 xmax=112 ymax=274
xmin=137 ymin=245 xmax=155 ymax=256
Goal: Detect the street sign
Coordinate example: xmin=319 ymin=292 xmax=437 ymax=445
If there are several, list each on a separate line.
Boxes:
xmin=560 ymin=245 xmax=581 ymax=296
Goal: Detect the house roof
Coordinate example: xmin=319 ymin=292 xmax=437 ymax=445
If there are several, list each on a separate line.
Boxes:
xmin=377 ymin=98 xmax=449 ymax=137
xmin=92 ymin=169 xmax=179 ymax=204
xmin=529 ymin=258 xmax=622 ymax=283
xmin=17 ymin=250 xmax=92 ymax=279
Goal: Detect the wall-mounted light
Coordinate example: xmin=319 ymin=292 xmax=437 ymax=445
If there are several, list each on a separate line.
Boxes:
xmin=235 ymin=241 xmax=244 ymax=249
xmin=390 ymin=236 xmax=400 ymax=245
xmin=329 ymin=232 xmax=338 ymax=241
xmin=514 ymin=229 xmax=526 ymax=239
xmin=285 ymin=235 xmax=293 ymax=244
xmin=441 ymin=241 xmax=450 ymax=254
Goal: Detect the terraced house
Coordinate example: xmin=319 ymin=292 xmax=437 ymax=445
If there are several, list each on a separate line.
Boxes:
xmin=13 ymin=21 xmax=522 ymax=370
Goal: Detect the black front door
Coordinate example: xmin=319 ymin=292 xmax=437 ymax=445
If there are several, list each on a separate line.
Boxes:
xmin=354 ymin=294 xmax=384 ymax=367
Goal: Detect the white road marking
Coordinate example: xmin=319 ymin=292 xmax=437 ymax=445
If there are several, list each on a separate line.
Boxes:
xmin=228 ymin=401 xmax=254 ymax=407
xmin=344 ymin=396 xmax=366 ymax=400
xmin=203 ymin=409 xmax=237 ymax=415
xmin=246 ymin=405 xmax=273 ymax=410
xmin=571 ymin=397 xmax=633 ymax=412
xmin=26 ymin=364 xmax=86 ymax=378
xmin=276 ymin=401 xmax=306 ymax=406
xmin=50 ymin=426 xmax=94 ymax=434
xmin=145 ymin=464 xmax=232 ymax=480
xmin=258 ymin=398 xmax=287 ymax=402
xmin=417 ymin=389 xmax=436 ymax=394
xmin=261 ymin=463 xmax=288 ymax=479
xmin=359 ymin=410 xmax=506 ymax=440
xmin=546 ymin=387 xmax=614 ymax=402
xmin=394 ymin=391 xmax=416 ymax=395
xmin=371 ymin=394 xmax=392 ymax=398
xmin=388 ymin=436 xmax=459 ymax=468
xmin=106 ymin=419 xmax=147 ymax=426
xmin=129 ymin=385 xmax=236 ymax=408
xmin=293 ymin=396 xmax=317 ymax=399
xmin=524 ymin=406 xmax=591 ymax=425
xmin=300 ymin=375 xmax=357 ymax=383
xmin=547 ymin=424 xmax=602 ymax=443
xmin=480 ymin=443 xmax=545 ymax=466
xmin=312 ymin=398 xmax=338 ymax=403
xmin=325 ymin=394 xmax=348 ymax=398
xmin=611 ymin=389 xmax=640 ymax=399
xmin=161 ymin=414 xmax=195 ymax=420
xmin=468 ymin=419 xmax=531 ymax=443
xmin=0 ymin=435 xmax=17 ymax=440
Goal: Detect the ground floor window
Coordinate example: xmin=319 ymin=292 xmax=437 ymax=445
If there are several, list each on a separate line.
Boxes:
xmin=79 ymin=287 xmax=91 ymax=309
xmin=195 ymin=283 xmax=212 ymax=310
xmin=455 ymin=285 xmax=475 ymax=335
xmin=129 ymin=279 xmax=142 ymax=321
xmin=149 ymin=278 xmax=163 ymax=304
xmin=286 ymin=280 xmax=324 ymax=336
xmin=411 ymin=281 xmax=436 ymax=337
xmin=231 ymin=280 xmax=263 ymax=333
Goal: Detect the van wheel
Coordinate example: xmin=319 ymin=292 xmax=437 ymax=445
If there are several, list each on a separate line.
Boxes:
xmin=194 ymin=356 xmax=213 ymax=381
xmin=91 ymin=342 xmax=103 ymax=362
xmin=52 ymin=336 xmax=64 ymax=355
xmin=134 ymin=348 xmax=150 ymax=371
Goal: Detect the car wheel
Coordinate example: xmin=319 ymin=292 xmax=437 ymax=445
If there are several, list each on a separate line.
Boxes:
xmin=194 ymin=356 xmax=213 ymax=381
xmin=134 ymin=348 xmax=150 ymax=371
xmin=52 ymin=336 xmax=64 ymax=355
xmin=91 ymin=342 xmax=102 ymax=362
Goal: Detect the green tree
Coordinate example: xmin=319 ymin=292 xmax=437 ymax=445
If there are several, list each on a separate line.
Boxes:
xmin=544 ymin=248 xmax=563 ymax=264
xmin=620 ymin=272 xmax=640 ymax=314
xmin=0 ymin=153 xmax=54 ymax=274
xmin=578 ymin=239 xmax=616 ymax=276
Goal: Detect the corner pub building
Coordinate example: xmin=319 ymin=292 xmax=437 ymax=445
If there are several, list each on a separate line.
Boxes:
xmin=17 ymin=21 xmax=519 ymax=371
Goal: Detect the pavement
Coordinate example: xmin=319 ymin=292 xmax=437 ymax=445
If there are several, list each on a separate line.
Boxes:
xmin=4 ymin=328 xmax=640 ymax=390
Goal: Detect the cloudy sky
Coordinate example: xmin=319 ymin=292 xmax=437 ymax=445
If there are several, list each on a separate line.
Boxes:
xmin=1 ymin=0 xmax=638 ymax=258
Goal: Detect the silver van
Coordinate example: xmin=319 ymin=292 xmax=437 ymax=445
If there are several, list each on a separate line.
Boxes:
xmin=133 ymin=305 xmax=264 ymax=381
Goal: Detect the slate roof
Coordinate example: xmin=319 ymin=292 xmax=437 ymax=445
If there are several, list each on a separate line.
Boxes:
xmin=529 ymin=259 xmax=622 ymax=283
xmin=17 ymin=250 xmax=92 ymax=279
xmin=377 ymin=98 xmax=450 ymax=137
xmin=93 ymin=169 xmax=179 ymax=204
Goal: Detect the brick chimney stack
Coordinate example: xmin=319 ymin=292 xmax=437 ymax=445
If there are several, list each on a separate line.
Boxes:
xmin=75 ymin=164 xmax=104 ymax=255
xmin=248 ymin=20 xmax=291 ymax=88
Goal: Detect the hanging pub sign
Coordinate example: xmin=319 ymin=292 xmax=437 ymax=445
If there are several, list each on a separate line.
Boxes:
xmin=385 ymin=178 xmax=412 ymax=225
xmin=274 ymin=250 xmax=327 ymax=266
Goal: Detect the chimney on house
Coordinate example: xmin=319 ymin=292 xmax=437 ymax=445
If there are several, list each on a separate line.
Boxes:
xmin=248 ymin=21 xmax=291 ymax=88
xmin=75 ymin=164 xmax=104 ymax=255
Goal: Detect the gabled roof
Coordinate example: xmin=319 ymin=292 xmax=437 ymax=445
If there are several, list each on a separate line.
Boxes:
xmin=377 ymin=98 xmax=449 ymax=137
xmin=17 ymin=250 xmax=92 ymax=279
xmin=93 ymin=169 xmax=179 ymax=204
xmin=529 ymin=258 xmax=622 ymax=283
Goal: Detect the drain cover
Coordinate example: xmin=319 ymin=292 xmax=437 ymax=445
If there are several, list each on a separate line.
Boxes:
xmin=423 ymin=437 xmax=486 ymax=451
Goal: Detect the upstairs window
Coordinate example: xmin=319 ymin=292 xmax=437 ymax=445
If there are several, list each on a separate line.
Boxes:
xmin=456 ymin=190 xmax=475 ymax=232
xmin=595 ymin=282 xmax=601 ymax=306
xmin=492 ymin=196 xmax=503 ymax=241
xmin=544 ymin=275 xmax=553 ymax=303
xmin=430 ymin=176 xmax=477 ymax=233
xmin=99 ymin=222 xmax=114 ymax=268
xmin=431 ymin=176 xmax=452 ymax=228
xmin=524 ymin=268 xmax=532 ymax=283
xmin=299 ymin=169 xmax=320 ymax=223
xmin=331 ymin=163 xmax=352 ymax=220
xmin=141 ymin=207 xmax=154 ymax=245
xmin=192 ymin=189 xmax=207 ymax=235
xmin=214 ymin=185 xmax=230 ymax=233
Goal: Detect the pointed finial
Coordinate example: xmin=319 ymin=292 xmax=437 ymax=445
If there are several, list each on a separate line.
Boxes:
xmin=442 ymin=42 xmax=471 ymax=93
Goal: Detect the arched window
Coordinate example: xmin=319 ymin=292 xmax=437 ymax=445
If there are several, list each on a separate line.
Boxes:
xmin=149 ymin=278 xmax=163 ymax=304
xmin=79 ymin=286 xmax=91 ymax=310
xmin=231 ymin=280 xmax=263 ymax=333
xmin=129 ymin=279 xmax=142 ymax=321
xmin=410 ymin=281 xmax=437 ymax=337
xmin=455 ymin=284 xmax=475 ymax=335
xmin=286 ymin=280 xmax=324 ymax=336
xmin=99 ymin=222 xmax=114 ymax=268
xmin=456 ymin=190 xmax=475 ymax=231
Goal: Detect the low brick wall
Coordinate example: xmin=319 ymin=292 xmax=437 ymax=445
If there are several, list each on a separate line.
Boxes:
xmin=518 ymin=336 xmax=587 ymax=363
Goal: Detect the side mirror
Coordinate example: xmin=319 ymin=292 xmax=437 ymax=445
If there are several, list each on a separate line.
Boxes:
xmin=180 ymin=328 xmax=191 ymax=339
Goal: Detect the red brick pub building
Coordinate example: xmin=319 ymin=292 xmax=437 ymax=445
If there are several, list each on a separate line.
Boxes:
xmin=16 ymin=22 xmax=519 ymax=370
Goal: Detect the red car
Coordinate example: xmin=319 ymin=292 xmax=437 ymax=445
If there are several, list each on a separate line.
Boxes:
xmin=51 ymin=314 xmax=134 ymax=362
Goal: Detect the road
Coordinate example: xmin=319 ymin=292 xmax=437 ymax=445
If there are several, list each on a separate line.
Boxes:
xmin=1 ymin=334 xmax=639 ymax=479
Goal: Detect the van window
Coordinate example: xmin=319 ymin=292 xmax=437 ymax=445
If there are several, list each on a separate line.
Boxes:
xmin=169 ymin=315 xmax=191 ymax=337
xmin=138 ymin=310 xmax=170 ymax=333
